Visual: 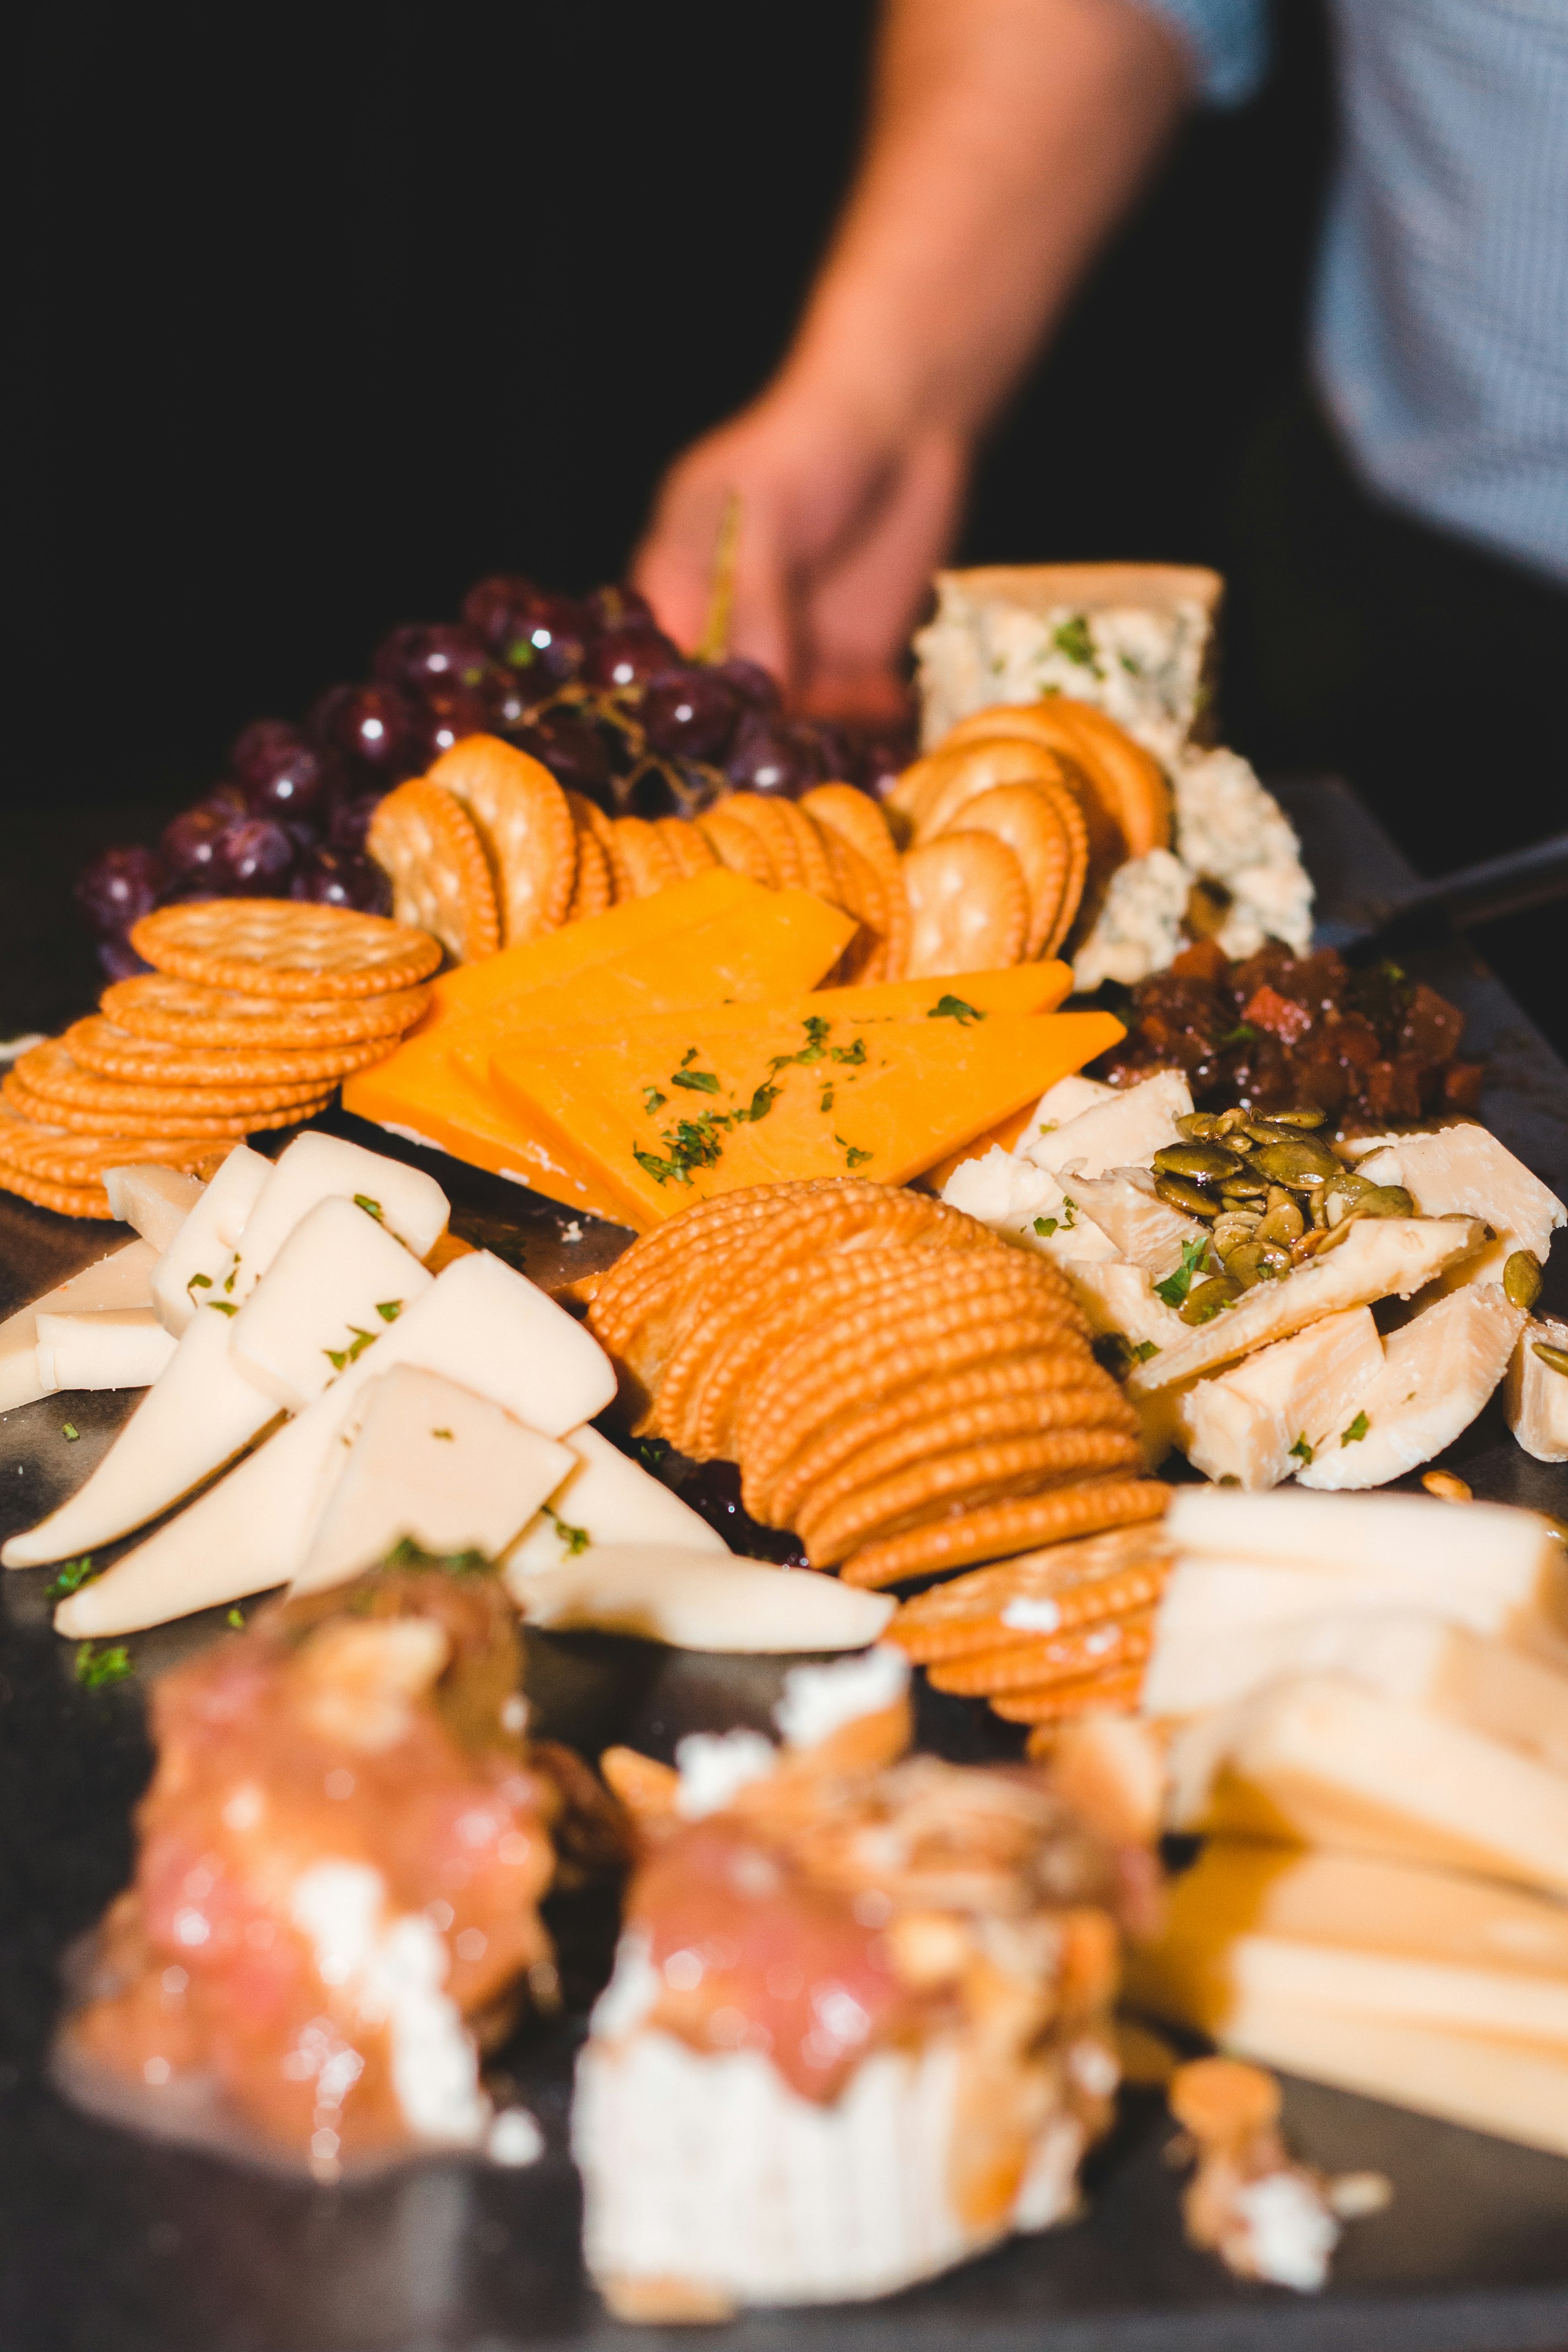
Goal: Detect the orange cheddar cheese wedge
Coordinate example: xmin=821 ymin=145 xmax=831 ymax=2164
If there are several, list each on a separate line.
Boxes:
xmin=489 ymin=1006 xmax=1126 ymax=1228
xmin=413 ymin=869 xmax=760 ymax=1039
xmin=343 ymin=884 xmax=856 ymax=1217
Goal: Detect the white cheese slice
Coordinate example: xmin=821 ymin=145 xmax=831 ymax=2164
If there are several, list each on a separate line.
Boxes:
xmin=150 ymin=1145 xmax=273 ymax=1334
xmin=1061 ymin=1257 xmax=1191 ymax=1353
xmin=292 ymin=1364 xmax=573 ymax=1594
xmin=940 ymin=1148 xmax=1119 ymax=1266
xmin=1025 ymin=1072 xmax=1114 ymax=1141
xmin=1060 ymin=1169 xmax=1207 ymax=1279
xmin=1167 ymin=1673 xmax=1568 ymax=1896
xmin=55 ymin=1251 xmax=617 ymax=1634
xmin=227 ymin=1195 xmax=433 ymax=1412
xmin=509 ymin=1543 xmax=894 ymax=1653
xmin=1145 ymin=1608 xmax=1568 ymax=1771
xmin=503 ymin=1423 xmax=726 ymax=1577
xmin=34 ymin=1308 xmax=177 ymax=1394
xmin=1354 ymin=1123 xmax=1564 ymax=1288
xmin=0 ymin=1239 xmax=157 ymax=1412
xmin=223 ymin=1130 xmax=449 ymax=1305
xmin=1296 ymin=1281 xmax=1524 ymax=1490
xmin=1128 ymin=1217 xmax=1489 ymax=1395
xmin=3 ymin=1303 xmax=282 ymax=1570
xmin=1165 ymin=1481 xmax=1564 ymax=1591
xmin=1506 ymin=1314 xmax=1568 ymax=1463
xmin=101 ymin=1164 xmax=205 ymax=1253
xmin=1023 ymin=1068 xmax=1191 ymax=1179
xmin=1174 ymin=1306 xmax=1382 ymax=1490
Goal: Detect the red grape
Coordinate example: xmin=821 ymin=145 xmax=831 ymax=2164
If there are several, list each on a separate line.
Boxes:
xmin=583 ymin=583 xmax=656 ymax=635
xmin=724 ymin=710 xmax=825 ymax=798
xmin=97 ymin=938 xmax=155 ymax=983
xmin=513 ymin=713 xmax=614 ymax=804
xmin=329 ymin=788 xmax=390 ymax=853
xmin=291 ymin=847 xmax=390 ymax=914
xmin=712 ymin=656 xmax=781 ymax=715
xmin=161 ymin=805 xmax=234 ymax=881
xmin=308 ymin=681 xmax=420 ymax=781
xmin=466 ymin=586 xmax=591 ymax=687
xmin=198 ymin=781 xmax=250 ymax=823
xmin=74 ymin=844 xmax=167 ymax=939
xmin=583 ymin=628 xmax=682 ymax=691
xmin=404 ymin=684 xmax=492 ymax=766
xmin=852 ymin=729 xmax=916 ymax=802
xmin=219 ymin=816 xmax=296 ymax=892
xmin=373 ymin=623 xmax=502 ymax=703
xmin=639 ymin=667 xmax=740 ymax=761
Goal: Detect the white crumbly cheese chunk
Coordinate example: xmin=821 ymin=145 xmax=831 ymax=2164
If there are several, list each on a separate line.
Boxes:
xmin=774 ymin=1647 xmax=910 ymax=1750
xmin=940 ymin=1148 xmax=1118 ymax=1267
xmin=913 ymin=581 xmax=1210 ymax=759
xmin=1356 ymin=1124 xmax=1565 ymax=1289
xmin=288 ymin=1861 xmax=488 ymax=2147
xmin=1173 ymin=1307 xmax=1385 ymax=1491
xmin=1231 ymin=2170 xmax=1340 ymax=2293
xmin=575 ymin=2019 xmax=1086 ymax=2308
xmin=1072 ymin=850 xmax=1190 ymax=990
xmin=1172 ymin=748 xmax=1313 ymax=957
xmin=674 ymin=1730 xmax=777 ymax=1819
xmin=1506 ymin=1315 xmax=1568 ymax=1463
xmin=1060 ymin=1169 xmax=1206 ymax=1280
xmin=1297 ymin=1283 xmax=1524 ymax=1491
xmin=1026 ymin=1069 xmax=1193 ymax=1179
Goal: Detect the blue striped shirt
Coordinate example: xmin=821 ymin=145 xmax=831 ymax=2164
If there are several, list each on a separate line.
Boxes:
xmin=1141 ymin=0 xmax=1568 ymax=584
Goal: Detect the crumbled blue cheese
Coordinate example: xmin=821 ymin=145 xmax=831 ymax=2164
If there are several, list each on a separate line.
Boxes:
xmin=1173 ymin=748 xmax=1312 ymax=957
xmin=774 ymin=1647 xmax=910 ymax=1751
xmin=1072 ymin=850 xmax=1190 ymax=990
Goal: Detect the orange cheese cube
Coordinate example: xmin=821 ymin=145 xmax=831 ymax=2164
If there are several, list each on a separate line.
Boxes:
xmin=489 ymin=1005 xmax=1126 ymax=1228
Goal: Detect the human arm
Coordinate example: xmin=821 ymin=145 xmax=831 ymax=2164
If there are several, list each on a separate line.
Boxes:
xmin=633 ymin=0 xmax=1199 ymax=719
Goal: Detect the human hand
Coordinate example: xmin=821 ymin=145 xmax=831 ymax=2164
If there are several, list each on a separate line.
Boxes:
xmin=632 ymin=387 xmax=968 ymax=725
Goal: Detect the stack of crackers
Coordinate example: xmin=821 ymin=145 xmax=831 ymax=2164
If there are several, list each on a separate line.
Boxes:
xmin=586 ymin=1174 xmax=1168 ymax=1603
xmin=0 ymin=900 xmax=440 ymax=1219
xmin=368 ymin=735 xmax=910 ymax=984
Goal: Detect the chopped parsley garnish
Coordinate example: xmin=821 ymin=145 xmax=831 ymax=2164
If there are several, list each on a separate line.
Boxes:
xmin=432 ymin=1427 xmax=454 ymax=1440
xmin=186 ymin=1272 xmax=212 ymax=1294
xmin=75 ymin=1641 xmax=132 ymax=1688
xmin=642 ymin=1087 xmax=667 ymax=1114
xmin=928 ymin=995 xmax=986 ymax=1025
xmin=671 ymin=1066 xmax=721 ymax=1094
xmin=543 ymin=1505 xmax=591 ymax=1557
xmin=222 ymin=1266 xmax=236 ymax=1293
xmin=1341 ymin=1411 xmax=1370 ymax=1447
xmin=1052 ymin=614 xmax=1098 ymax=669
xmin=226 ymin=1607 xmax=246 ymax=1630
xmin=206 ymin=1299 xmax=238 ymax=1317
xmin=61 ymin=1423 xmax=79 ymax=1442
xmin=382 ymin=1536 xmax=491 ymax=1577
xmin=48 ymin=1555 xmax=96 ymax=1598
xmin=1131 ymin=1339 xmax=1159 ymax=1363
xmin=829 ymin=1038 xmax=867 ymax=1065
xmin=374 ymin=1298 xmax=402 ymax=1322
xmin=1154 ymin=1238 xmax=1209 ymax=1308
xmin=836 ymin=1137 xmax=873 ymax=1170
xmin=324 ymin=1325 xmax=378 ymax=1371
xmin=1091 ymin=1333 xmax=1160 ymax=1381
xmin=743 ymin=1082 xmax=779 ymax=1123
xmin=820 ymin=1086 xmax=835 ymax=1113
xmin=1219 ymin=1023 xmax=1258 ymax=1047
xmin=354 ymin=1194 xmax=384 ymax=1221
xmin=1033 ymin=1216 xmax=1059 ymax=1239
xmin=1289 ymin=1434 xmax=1315 ymax=1465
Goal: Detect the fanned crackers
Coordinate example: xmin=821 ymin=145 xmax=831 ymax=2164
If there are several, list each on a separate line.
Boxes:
xmin=366 ymin=780 xmax=501 ymax=963
xmin=426 ymin=736 xmax=576 ymax=945
xmin=901 ymin=833 xmax=1029 ymax=978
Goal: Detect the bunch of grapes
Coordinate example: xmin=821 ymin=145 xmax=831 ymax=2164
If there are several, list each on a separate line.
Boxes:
xmin=76 ymin=578 xmax=913 ymax=979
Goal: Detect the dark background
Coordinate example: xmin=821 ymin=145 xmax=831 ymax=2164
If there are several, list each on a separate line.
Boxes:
xmin=9 ymin=1 xmax=1563 ymax=1048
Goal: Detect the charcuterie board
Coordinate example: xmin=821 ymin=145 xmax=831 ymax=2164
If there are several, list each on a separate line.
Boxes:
xmin=2 ymin=780 xmax=1566 ymax=2352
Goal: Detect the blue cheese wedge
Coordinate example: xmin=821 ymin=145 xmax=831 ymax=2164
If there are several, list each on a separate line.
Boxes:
xmin=292 ymin=1364 xmax=573 ymax=1594
xmin=1071 ymin=850 xmax=1190 ymax=992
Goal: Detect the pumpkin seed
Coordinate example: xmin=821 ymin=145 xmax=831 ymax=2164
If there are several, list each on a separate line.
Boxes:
xmin=1257 ymin=1199 xmax=1305 ymax=1245
xmin=1243 ymin=1118 xmax=1324 ymax=1147
xmin=1181 ymin=1275 xmax=1242 ymax=1326
xmin=1533 ymin=1341 xmax=1568 ymax=1378
xmin=1176 ymin=1112 xmax=1223 ymax=1141
xmin=1348 ymin=1184 xmax=1415 ymax=1220
xmin=1250 ymin=1135 xmax=1341 ymax=1185
xmin=1212 ymin=1210 xmax=1262 ymax=1259
xmin=1505 ymin=1251 xmax=1544 ymax=1311
xmin=1215 ymin=1107 xmax=1253 ymax=1134
xmin=1267 ymin=1106 xmax=1327 ymax=1128
xmin=1153 ymin=1141 xmax=1248 ymax=1183
xmin=1218 ymin=1175 xmax=1271 ymax=1201
xmin=1156 ymin=1172 xmax=1219 ymax=1221
xmin=1222 ymin=1242 xmax=1272 ymax=1289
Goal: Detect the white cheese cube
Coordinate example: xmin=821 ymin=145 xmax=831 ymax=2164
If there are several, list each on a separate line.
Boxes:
xmin=1506 ymin=1315 xmax=1568 ymax=1463
xmin=292 ymin=1364 xmax=573 ymax=1594
xmin=1297 ymin=1283 xmax=1523 ymax=1490
xmin=150 ymin=1145 xmax=272 ymax=1333
xmin=227 ymin=1195 xmax=433 ymax=1412
xmin=1354 ymin=1123 xmax=1564 ymax=1288
xmin=1024 ymin=1068 xmax=1191 ymax=1179
xmin=34 ymin=1308 xmax=177 ymax=1394
xmin=508 ymin=1543 xmax=894 ymax=1653
xmin=504 ymin=1423 xmax=726 ymax=1578
xmin=0 ymin=1239 xmax=156 ymax=1411
xmin=101 ymin=1163 xmax=206 ymax=1253
xmin=1174 ymin=1307 xmax=1383 ymax=1490
xmin=225 ymin=1131 xmax=449 ymax=1304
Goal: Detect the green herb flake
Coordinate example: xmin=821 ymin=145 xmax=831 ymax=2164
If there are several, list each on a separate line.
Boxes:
xmin=634 ymin=1147 xmax=684 ymax=1188
xmin=820 ymin=1086 xmax=835 ymax=1113
xmin=679 ymin=1047 xmax=699 ymax=1067
xmin=1220 ymin=1023 xmax=1258 ymax=1048
xmin=1289 ymin=1434 xmax=1315 ymax=1465
xmin=48 ymin=1556 xmax=96 ymax=1599
xmin=1154 ymin=1238 xmax=1209 ymax=1309
xmin=1131 ymin=1340 xmax=1159 ymax=1363
xmin=744 ymin=1082 xmax=780 ymax=1123
xmin=671 ymin=1067 xmax=721 ymax=1094
xmin=354 ymin=1195 xmax=384 ymax=1221
xmin=206 ymin=1299 xmax=238 ymax=1317
xmin=324 ymin=1325 xmax=379 ymax=1371
xmin=928 ymin=995 xmax=986 ymax=1025
xmin=836 ymin=1137 xmax=873 ymax=1170
xmin=1060 ymin=1196 xmax=1078 ymax=1228
xmin=186 ymin=1272 xmax=213 ymax=1293
xmin=431 ymin=1427 xmax=454 ymax=1441
xmin=374 ymin=1299 xmax=403 ymax=1323
xmin=1052 ymin=614 xmax=1098 ymax=669
xmin=381 ymin=1536 xmax=491 ymax=1578
xmin=642 ymin=1087 xmax=667 ymax=1114
xmin=222 ymin=1266 xmax=236 ymax=1294
xmin=226 ymin=1607 xmax=246 ymax=1630
xmin=1341 ymin=1412 xmax=1370 ymax=1447
xmin=75 ymin=1641 xmax=132 ymax=1689
xmin=61 ymin=1423 xmax=79 ymax=1442
xmin=1033 ymin=1216 xmax=1059 ymax=1239
xmin=829 ymin=1037 xmax=867 ymax=1065
xmin=543 ymin=1505 xmax=591 ymax=1558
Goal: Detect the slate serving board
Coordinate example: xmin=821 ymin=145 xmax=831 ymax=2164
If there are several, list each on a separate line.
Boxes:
xmin=2 ymin=779 xmax=1566 ymax=2352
